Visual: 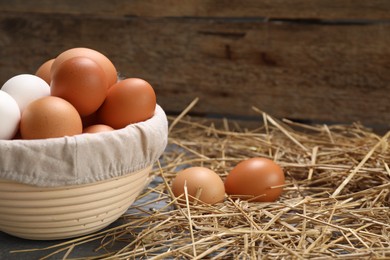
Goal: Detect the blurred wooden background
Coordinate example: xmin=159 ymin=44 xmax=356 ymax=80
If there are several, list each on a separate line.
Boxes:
xmin=1 ymin=1 xmax=390 ymax=132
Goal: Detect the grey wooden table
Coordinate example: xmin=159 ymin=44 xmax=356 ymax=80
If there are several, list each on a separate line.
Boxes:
xmin=0 ymin=230 xmax=112 ymax=259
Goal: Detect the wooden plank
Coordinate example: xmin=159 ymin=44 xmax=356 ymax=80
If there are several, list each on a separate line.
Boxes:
xmin=1 ymin=0 xmax=390 ymax=20
xmin=0 ymin=12 xmax=390 ymax=131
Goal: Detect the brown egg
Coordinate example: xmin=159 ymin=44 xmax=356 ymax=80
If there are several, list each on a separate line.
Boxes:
xmin=51 ymin=56 xmax=108 ymax=116
xmin=83 ymin=124 xmax=114 ymax=133
xmin=224 ymin=157 xmax=285 ymax=202
xmin=51 ymin=47 xmax=117 ymax=87
xmin=35 ymin=59 xmax=54 ymax=85
xmin=20 ymin=96 xmax=82 ymax=139
xmin=171 ymin=167 xmax=225 ymax=205
xmin=98 ymin=78 xmax=156 ymax=129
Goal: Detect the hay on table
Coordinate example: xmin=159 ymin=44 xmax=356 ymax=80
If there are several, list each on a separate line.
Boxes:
xmin=11 ymin=105 xmax=390 ymax=259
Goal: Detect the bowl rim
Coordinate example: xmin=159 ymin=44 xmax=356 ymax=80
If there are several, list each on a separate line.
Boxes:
xmin=0 ymin=105 xmax=167 ymax=187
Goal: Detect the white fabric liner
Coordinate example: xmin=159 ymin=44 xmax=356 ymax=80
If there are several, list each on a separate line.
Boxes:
xmin=0 ymin=105 xmax=168 ymax=187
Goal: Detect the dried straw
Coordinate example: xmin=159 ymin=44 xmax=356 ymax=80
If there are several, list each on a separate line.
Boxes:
xmin=11 ymin=100 xmax=390 ymax=259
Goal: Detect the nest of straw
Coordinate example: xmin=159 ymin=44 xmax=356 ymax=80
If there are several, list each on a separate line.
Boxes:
xmin=13 ymin=100 xmax=390 ymax=259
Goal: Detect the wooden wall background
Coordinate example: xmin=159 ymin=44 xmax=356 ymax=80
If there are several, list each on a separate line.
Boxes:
xmin=1 ymin=1 xmax=390 ymax=132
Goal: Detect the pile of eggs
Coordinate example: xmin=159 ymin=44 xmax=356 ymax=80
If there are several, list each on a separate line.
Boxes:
xmin=0 ymin=47 xmax=284 ymax=204
xmin=0 ymin=47 xmax=156 ymax=140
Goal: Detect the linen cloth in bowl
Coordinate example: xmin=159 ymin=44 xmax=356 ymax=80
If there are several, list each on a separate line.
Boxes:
xmin=0 ymin=105 xmax=168 ymax=240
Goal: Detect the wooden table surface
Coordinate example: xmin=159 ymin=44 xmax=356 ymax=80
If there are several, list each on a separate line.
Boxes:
xmin=0 ymin=231 xmax=105 ymax=259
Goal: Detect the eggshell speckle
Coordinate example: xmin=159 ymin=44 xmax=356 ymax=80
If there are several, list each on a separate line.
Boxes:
xmin=171 ymin=167 xmax=225 ymax=205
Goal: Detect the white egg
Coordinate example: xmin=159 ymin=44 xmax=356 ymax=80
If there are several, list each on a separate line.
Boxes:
xmin=1 ymin=74 xmax=50 ymax=112
xmin=0 ymin=90 xmax=21 ymax=140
